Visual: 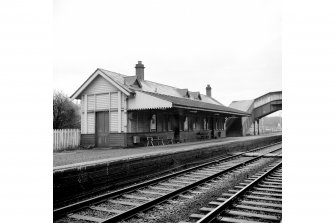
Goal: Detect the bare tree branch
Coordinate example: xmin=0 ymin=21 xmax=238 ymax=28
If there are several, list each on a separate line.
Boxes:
xmin=53 ymin=90 xmax=80 ymax=129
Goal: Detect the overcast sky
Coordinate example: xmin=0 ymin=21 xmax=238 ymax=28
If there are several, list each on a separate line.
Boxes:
xmin=53 ymin=0 xmax=281 ymax=114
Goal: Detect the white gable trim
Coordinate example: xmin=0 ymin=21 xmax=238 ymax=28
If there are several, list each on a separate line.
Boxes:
xmin=70 ymin=69 xmax=130 ymax=100
xmin=128 ymin=91 xmax=172 ymax=110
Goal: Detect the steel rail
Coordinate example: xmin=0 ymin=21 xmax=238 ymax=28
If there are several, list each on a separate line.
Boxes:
xmin=195 ymin=161 xmax=282 ymax=223
xmin=54 ymin=142 xmax=281 ymax=220
xmin=100 ymin=148 xmax=281 ymax=222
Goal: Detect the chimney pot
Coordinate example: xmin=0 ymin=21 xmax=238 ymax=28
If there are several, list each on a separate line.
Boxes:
xmin=206 ymin=84 xmax=212 ymax=97
xmin=135 ymin=61 xmax=145 ymax=81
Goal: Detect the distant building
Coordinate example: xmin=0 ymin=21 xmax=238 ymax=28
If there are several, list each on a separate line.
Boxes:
xmin=70 ymin=61 xmax=249 ymax=147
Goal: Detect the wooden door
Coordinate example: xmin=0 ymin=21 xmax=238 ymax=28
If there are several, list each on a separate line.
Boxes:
xmin=96 ymin=112 xmax=109 ymax=147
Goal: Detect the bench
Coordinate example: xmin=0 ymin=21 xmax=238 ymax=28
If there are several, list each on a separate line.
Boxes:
xmin=164 ymin=136 xmax=174 ymax=145
xmin=196 ymin=131 xmax=210 ymax=140
xmin=146 ymin=136 xmax=164 ymax=146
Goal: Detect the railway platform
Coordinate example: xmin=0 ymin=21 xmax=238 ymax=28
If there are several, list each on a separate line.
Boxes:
xmin=54 ymin=133 xmax=281 ymax=207
xmin=54 ymin=133 xmax=281 ymax=168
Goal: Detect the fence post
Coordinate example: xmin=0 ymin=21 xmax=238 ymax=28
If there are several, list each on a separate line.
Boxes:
xmin=54 ymin=129 xmax=81 ymax=151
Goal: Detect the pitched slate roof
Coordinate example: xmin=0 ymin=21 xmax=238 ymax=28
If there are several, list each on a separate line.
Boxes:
xmin=97 ymin=68 xmax=223 ymax=105
xmin=229 ymin=100 xmax=254 ymax=112
xmin=72 ymin=68 xmax=249 ymax=116
xmin=99 ymin=68 xmax=133 ymax=92
xmin=140 ymin=91 xmax=250 ymax=116
xmin=188 ymin=91 xmax=202 ymax=100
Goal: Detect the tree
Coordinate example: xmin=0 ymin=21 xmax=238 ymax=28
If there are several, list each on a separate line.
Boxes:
xmin=53 ymin=90 xmax=80 ymax=129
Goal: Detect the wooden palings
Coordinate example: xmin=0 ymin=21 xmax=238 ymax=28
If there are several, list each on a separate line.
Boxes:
xmin=53 ymin=129 xmax=80 ymax=151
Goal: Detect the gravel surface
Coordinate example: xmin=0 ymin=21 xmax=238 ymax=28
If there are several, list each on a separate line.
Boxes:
xmin=121 ymin=157 xmax=280 ymax=223
xmin=76 ymin=208 xmax=114 ymax=219
xmin=114 ymin=198 xmax=147 ymax=204
xmin=225 ymin=215 xmax=270 ymax=222
xmin=98 ymin=202 xmax=131 ymax=211
xmin=54 ymin=217 xmax=94 ymax=223
xmin=146 ymin=188 xmax=172 ymax=193
xmin=231 ymin=207 xmax=282 ymax=218
xmin=157 ymin=183 xmax=183 ymax=189
xmin=243 ymin=198 xmax=281 ymax=204
xmin=130 ymin=192 xmax=161 ymax=199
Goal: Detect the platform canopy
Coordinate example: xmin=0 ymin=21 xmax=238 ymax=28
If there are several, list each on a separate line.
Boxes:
xmin=129 ymin=90 xmax=250 ymax=116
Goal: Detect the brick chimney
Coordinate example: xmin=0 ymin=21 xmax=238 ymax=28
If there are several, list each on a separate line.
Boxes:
xmin=206 ymin=84 xmax=212 ymax=97
xmin=135 ymin=61 xmax=145 ymax=81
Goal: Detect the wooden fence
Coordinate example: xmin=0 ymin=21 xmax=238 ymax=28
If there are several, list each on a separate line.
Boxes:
xmin=53 ymin=129 xmax=80 ymax=151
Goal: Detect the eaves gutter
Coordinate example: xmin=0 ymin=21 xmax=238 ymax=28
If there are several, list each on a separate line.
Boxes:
xmin=173 ymin=104 xmax=251 ymax=117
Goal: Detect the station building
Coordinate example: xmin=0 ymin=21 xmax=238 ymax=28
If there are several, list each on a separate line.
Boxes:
xmin=70 ymin=61 xmax=249 ymax=147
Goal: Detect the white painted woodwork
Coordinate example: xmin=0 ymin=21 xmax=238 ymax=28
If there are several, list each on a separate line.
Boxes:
xmin=71 ymin=70 xmax=130 ymax=100
xmin=75 ymin=71 xmax=132 ymax=134
xmin=80 ymin=95 xmax=85 ymax=133
xmin=122 ymin=111 xmax=127 ymax=132
xmin=81 ymin=95 xmax=85 ymax=111
xmin=85 ymin=95 xmax=88 ymax=133
xmin=96 ymin=93 xmax=109 ymax=110
xmin=109 ymin=92 xmax=111 ymax=132
xmin=87 ymin=95 xmax=95 ymax=111
xmin=81 ymin=113 xmax=85 ymax=134
xmin=82 ymin=75 xmax=118 ymax=95
xmin=118 ymin=91 xmax=122 ymax=133
xmin=80 ymin=91 xmax=125 ymax=134
xmin=110 ymin=92 xmax=118 ymax=109
xmin=121 ymin=93 xmax=126 ymax=109
xmin=87 ymin=113 xmax=95 ymax=133
xmin=53 ymin=129 xmax=80 ymax=151
xmin=110 ymin=111 xmax=118 ymax=132
xmin=94 ymin=94 xmax=96 ymax=111
xmin=254 ymin=92 xmax=282 ymax=108
xmin=128 ymin=91 xmax=172 ymax=110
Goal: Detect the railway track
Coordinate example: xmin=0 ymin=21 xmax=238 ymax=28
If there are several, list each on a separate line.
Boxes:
xmin=54 ymin=143 xmax=282 ymax=223
xmin=183 ymin=161 xmax=282 ymax=223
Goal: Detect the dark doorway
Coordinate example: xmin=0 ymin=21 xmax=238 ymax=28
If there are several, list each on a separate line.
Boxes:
xmin=173 ymin=114 xmax=180 ymax=142
xmin=210 ymin=117 xmax=215 ymax=139
xmin=226 ymin=117 xmax=243 ymax=137
xmin=96 ymin=112 xmax=109 ymax=147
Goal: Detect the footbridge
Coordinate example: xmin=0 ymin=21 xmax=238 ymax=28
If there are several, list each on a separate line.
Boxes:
xmin=226 ymin=91 xmax=282 ymax=136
